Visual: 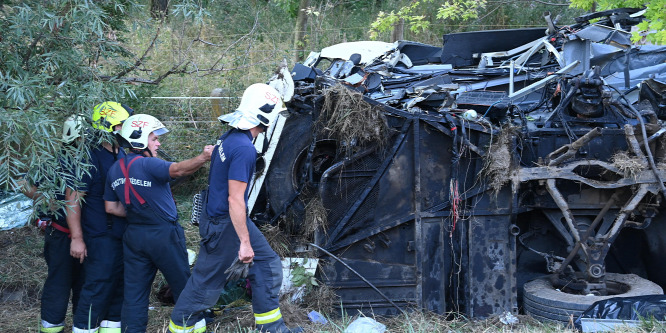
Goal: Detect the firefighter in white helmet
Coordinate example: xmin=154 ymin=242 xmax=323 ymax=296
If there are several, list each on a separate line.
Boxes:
xmin=103 ymin=114 xmax=213 ymax=333
xmin=169 ymin=83 xmax=302 ymax=333
xmin=22 ymin=115 xmax=85 ymax=333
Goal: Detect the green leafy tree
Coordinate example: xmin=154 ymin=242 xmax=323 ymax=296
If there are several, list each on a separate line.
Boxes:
xmin=0 ymin=0 xmax=247 ymax=215
xmin=369 ymin=0 xmax=487 ymax=39
xmin=570 ymin=0 xmax=666 ymax=44
xmin=1 ymin=1 xmax=144 ymax=207
xmin=371 ymin=0 xmax=663 ymax=43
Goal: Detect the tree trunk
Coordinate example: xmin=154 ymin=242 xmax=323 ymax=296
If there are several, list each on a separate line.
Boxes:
xmin=292 ymin=0 xmax=311 ymax=64
xmin=391 ymin=18 xmax=404 ymax=42
xmin=150 ymin=0 xmax=169 ymax=19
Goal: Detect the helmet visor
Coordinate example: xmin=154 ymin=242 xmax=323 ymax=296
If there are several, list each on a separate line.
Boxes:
xmin=218 ymin=110 xmax=261 ymax=130
xmin=153 ymin=127 xmax=169 ymax=136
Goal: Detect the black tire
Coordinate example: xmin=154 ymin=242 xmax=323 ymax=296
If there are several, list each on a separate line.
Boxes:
xmin=523 ymin=273 xmax=663 ymax=324
xmin=265 ymin=113 xmax=338 ymax=229
xmin=266 ymin=113 xmax=314 ymax=213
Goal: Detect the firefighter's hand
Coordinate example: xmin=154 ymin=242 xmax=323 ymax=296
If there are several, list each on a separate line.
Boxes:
xmin=224 ymin=257 xmax=254 ymax=284
xmin=70 ymin=237 xmax=87 ymax=263
xmin=201 ymin=145 xmax=214 ymax=161
xmin=238 ymin=243 xmax=254 ymax=263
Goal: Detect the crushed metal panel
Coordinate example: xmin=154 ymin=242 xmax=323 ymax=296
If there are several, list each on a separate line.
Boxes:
xmin=441 ymin=28 xmax=546 ymax=67
xmin=263 ymin=6 xmax=666 ymax=322
xmin=319 ymin=41 xmax=397 ymax=66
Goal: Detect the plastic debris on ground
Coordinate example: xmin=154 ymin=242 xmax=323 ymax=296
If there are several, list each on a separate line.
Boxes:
xmin=187 ymin=249 xmax=197 ymax=266
xmin=344 ymin=317 xmax=386 ymax=333
xmin=499 ymin=311 xmax=519 ymax=325
xmin=280 ymin=257 xmax=318 ymax=302
xmin=308 ymin=310 xmax=328 ymax=325
xmin=0 ymin=191 xmax=33 ymax=231
xmin=574 ymin=294 xmax=666 ymax=332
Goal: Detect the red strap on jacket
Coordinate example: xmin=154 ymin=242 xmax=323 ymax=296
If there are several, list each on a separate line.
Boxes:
xmin=119 ymin=156 xmax=147 ymax=205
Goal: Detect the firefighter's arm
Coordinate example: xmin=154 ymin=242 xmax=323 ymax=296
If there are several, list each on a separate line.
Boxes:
xmin=229 ymin=179 xmax=254 ymax=263
xmin=169 ymin=145 xmax=214 ymax=178
xmin=20 ymin=182 xmax=40 ymax=200
xmin=105 ymin=200 xmax=126 ymax=217
xmin=65 ymin=188 xmax=87 ymax=263
xmin=20 ymin=181 xmax=58 ymax=211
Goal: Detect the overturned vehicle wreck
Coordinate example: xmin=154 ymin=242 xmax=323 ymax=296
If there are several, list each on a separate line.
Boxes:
xmin=250 ymin=8 xmax=666 ymax=322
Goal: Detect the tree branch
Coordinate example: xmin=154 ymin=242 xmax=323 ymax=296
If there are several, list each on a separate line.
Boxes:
xmin=114 ymin=21 xmax=164 ymax=79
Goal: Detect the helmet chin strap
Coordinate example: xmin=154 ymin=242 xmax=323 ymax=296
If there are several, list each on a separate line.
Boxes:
xmin=130 ymin=148 xmax=153 ymax=157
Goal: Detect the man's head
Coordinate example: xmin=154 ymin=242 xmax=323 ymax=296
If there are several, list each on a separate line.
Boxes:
xmin=119 ymin=114 xmax=168 ymax=157
xmin=92 ymin=101 xmax=134 ymax=133
xmin=218 ymin=83 xmax=287 ymax=131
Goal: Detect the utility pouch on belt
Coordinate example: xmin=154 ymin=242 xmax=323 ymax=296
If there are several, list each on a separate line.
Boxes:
xmin=191 ymin=189 xmax=209 ymax=226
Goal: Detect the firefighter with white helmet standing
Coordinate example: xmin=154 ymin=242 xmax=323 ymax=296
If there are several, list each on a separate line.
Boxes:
xmin=104 ymin=114 xmax=214 ymax=333
xmin=169 ymin=83 xmax=302 ymax=333
xmin=69 ymin=102 xmax=132 ymax=333
xmin=22 ymin=115 xmax=85 ymax=333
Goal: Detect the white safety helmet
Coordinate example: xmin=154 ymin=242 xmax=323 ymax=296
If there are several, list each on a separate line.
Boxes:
xmin=120 ymin=114 xmax=169 ymax=150
xmin=218 ymin=83 xmax=287 ymax=130
xmin=62 ymin=114 xmax=86 ymax=144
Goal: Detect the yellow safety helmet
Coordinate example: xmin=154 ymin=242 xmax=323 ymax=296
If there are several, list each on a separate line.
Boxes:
xmin=91 ymin=101 xmax=134 ymax=132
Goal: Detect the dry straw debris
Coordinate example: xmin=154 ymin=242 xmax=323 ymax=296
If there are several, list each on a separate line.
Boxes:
xmin=483 ymin=128 xmax=515 ymax=192
xmin=303 ymin=195 xmax=328 ymax=240
xmin=612 ymin=150 xmax=645 ymax=179
xmin=260 ymin=223 xmax=292 ymax=259
xmin=320 ymin=84 xmax=390 ymax=154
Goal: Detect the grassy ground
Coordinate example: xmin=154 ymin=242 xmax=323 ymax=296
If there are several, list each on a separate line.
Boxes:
xmin=0 ymin=199 xmax=660 ymax=333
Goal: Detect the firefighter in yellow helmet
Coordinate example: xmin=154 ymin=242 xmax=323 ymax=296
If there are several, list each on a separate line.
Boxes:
xmin=68 ymin=101 xmax=132 ymax=333
xmin=169 ymin=84 xmax=302 ymax=333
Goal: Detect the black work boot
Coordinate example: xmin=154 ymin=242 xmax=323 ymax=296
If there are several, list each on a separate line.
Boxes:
xmin=256 ymin=318 xmax=303 ymax=333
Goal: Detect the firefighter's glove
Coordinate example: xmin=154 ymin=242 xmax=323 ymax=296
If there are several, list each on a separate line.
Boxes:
xmin=224 ymin=257 xmax=253 ymax=284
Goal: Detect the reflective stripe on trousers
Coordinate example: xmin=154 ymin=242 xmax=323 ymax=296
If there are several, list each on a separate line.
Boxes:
xmin=170 ymin=216 xmax=282 ymax=327
xmin=168 ymin=318 xmax=206 ymax=333
xmin=72 ymin=233 xmax=123 ymax=330
xmin=254 ymin=307 xmax=282 ymax=325
xmin=99 ymin=320 xmax=121 ymax=333
xmin=40 ymin=319 xmax=64 ymax=333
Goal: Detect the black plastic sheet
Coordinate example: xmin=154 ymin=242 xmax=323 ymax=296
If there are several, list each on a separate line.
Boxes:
xmin=574 ymin=295 xmax=666 ymax=330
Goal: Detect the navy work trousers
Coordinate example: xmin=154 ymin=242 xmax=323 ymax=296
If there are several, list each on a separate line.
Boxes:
xmin=41 ymin=224 xmax=83 ymax=326
xmin=73 ymin=232 xmax=124 ymax=330
xmin=122 ymin=222 xmax=191 ymax=333
xmin=170 ymin=216 xmax=282 ymax=327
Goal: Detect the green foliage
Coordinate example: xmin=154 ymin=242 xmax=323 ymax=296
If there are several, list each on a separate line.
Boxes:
xmin=436 ymin=0 xmax=487 ymax=21
xmin=290 ymin=259 xmax=318 ymax=291
xmin=0 ymin=0 xmax=142 ymax=206
xmin=369 ymin=1 xmax=432 ymax=39
xmin=172 ymin=0 xmax=211 ymax=24
xmin=369 ymin=0 xmax=489 ymax=39
xmin=369 ymin=0 xmax=584 ymax=41
xmin=273 ymin=0 xmax=302 ymax=18
xmin=570 ymin=0 xmax=665 ymax=44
